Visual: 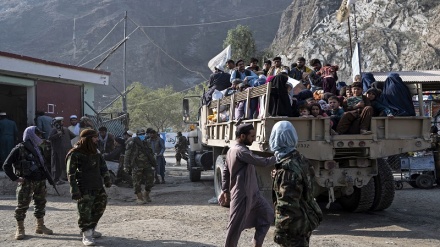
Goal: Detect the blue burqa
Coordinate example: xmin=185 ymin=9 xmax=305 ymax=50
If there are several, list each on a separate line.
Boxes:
xmin=362 ymin=73 xmax=376 ymax=92
xmin=381 ymin=73 xmax=415 ymax=116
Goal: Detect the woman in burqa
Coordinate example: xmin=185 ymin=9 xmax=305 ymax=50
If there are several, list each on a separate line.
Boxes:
xmin=268 ymin=73 xmax=298 ymax=117
xmin=269 ymin=121 xmax=323 ymax=246
xmin=381 ymin=73 xmax=415 ymax=116
xmin=362 ymin=73 xmax=376 ymax=92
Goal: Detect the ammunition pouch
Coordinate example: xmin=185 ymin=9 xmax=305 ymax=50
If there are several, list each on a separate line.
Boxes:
xmin=13 ymin=160 xmax=40 ymax=178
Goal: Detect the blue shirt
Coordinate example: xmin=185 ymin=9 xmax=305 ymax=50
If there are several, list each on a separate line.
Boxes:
xmin=230 ymin=69 xmax=258 ymax=87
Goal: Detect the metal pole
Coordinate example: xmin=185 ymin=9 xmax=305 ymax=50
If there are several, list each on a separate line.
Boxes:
xmin=348 ymin=17 xmax=353 ymax=61
xmin=352 ymin=4 xmax=362 ymax=75
xmin=122 ymin=11 xmax=128 ymax=113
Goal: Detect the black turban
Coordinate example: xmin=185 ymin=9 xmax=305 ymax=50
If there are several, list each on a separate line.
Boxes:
xmin=80 ymin=129 xmax=98 ymax=138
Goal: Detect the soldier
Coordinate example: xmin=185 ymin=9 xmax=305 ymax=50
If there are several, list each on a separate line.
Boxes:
xmin=124 ymin=129 xmax=157 ymax=204
xmin=269 ymin=121 xmax=323 ymax=246
xmin=174 ymin=131 xmax=188 ymax=166
xmin=2 ymin=126 xmax=54 ymax=240
xmin=66 ymin=129 xmax=112 ymax=246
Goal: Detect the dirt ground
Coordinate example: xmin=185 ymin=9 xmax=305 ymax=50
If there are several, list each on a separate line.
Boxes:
xmin=1 ymin=151 xmax=440 ymax=247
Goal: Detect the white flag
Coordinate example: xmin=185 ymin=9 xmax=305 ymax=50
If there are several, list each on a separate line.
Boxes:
xmin=347 ymin=0 xmax=358 ymax=6
xmin=352 ymin=43 xmax=361 ymax=82
xmin=208 ymin=45 xmax=231 ymax=73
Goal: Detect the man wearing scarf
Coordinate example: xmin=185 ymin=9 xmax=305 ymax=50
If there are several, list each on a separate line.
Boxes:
xmin=66 ymin=129 xmax=112 ymax=246
xmin=98 ymin=126 xmax=115 ymax=154
xmin=3 ymin=126 xmax=54 ymax=240
xmin=218 ymin=123 xmax=276 ymax=247
xmin=269 ymin=121 xmax=323 ymax=247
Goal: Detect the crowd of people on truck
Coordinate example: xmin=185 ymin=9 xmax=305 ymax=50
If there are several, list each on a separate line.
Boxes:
xmin=206 ymin=56 xmax=416 ymax=135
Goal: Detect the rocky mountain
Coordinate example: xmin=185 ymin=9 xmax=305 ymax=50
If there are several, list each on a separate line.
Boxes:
xmin=0 ymin=0 xmax=291 ymax=107
xmin=271 ymin=0 xmax=440 ymax=82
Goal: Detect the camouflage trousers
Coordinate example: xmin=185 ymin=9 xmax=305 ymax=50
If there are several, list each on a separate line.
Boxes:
xmin=15 ymin=179 xmax=47 ymax=221
xmin=175 ymin=149 xmax=188 ymax=162
xmin=274 ymin=231 xmax=311 ymax=247
xmin=132 ymin=167 xmax=154 ymax=194
xmin=77 ymin=188 xmax=107 ymax=232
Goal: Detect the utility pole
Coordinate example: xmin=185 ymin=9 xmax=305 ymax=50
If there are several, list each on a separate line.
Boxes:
xmin=73 ymin=18 xmax=77 ymax=60
xmin=122 ymin=11 xmax=128 ymax=113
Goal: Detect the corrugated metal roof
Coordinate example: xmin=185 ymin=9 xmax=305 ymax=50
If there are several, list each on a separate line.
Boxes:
xmin=370 ymin=70 xmax=440 ymax=82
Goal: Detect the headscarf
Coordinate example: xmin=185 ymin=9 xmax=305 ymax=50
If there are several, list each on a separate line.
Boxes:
xmin=269 ymin=121 xmax=298 ymax=162
xmin=362 ymin=73 xmax=376 ymax=92
xmin=68 ymin=129 xmax=99 ymax=155
xmin=23 ymin=126 xmax=45 ymax=165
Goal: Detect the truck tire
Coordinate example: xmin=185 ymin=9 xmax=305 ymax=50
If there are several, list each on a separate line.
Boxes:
xmin=416 ymin=174 xmax=434 ymax=189
xmin=338 ymin=178 xmax=375 ymax=213
xmin=370 ymin=159 xmax=395 ymax=211
xmin=214 ymin=155 xmax=228 ymax=207
xmin=408 ymin=174 xmax=420 ymax=188
xmin=188 ymin=151 xmax=201 ymax=182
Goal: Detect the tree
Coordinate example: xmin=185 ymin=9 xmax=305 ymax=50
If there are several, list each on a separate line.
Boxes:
xmin=223 ymin=25 xmax=256 ymax=63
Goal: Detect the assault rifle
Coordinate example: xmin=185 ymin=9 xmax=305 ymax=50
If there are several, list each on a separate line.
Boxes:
xmin=24 ymin=142 xmax=60 ymax=196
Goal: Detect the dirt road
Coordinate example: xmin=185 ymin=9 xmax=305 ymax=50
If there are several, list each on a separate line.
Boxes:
xmin=1 ymin=151 xmax=440 ymax=247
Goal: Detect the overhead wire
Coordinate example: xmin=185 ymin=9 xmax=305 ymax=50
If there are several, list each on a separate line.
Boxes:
xmin=138 ymin=10 xmax=285 ymax=28
xmin=76 ymin=17 xmax=125 ymax=66
xmin=128 ymin=17 xmax=208 ymax=81
xmin=78 ymin=27 xmax=139 ymax=67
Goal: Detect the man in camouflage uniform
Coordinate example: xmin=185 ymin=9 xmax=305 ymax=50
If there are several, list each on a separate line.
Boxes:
xmin=269 ymin=121 xmax=323 ymax=247
xmin=124 ymin=129 xmax=157 ymax=204
xmin=66 ymin=129 xmax=112 ymax=246
xmin=174 ymin=131 xmax=188 ymax=166
xmin=2 ymin=126 xmax=53 ymax=240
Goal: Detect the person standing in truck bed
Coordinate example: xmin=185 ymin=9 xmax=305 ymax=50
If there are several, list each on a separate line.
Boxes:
xmin=218 ymin=123 xmax=276 ymax=247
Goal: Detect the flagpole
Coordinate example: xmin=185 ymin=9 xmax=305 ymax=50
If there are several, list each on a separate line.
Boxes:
xmin=348 ymin=17 xmax=353 ymax=60
xmin=352 ymin=4 xmax=362 ymax=76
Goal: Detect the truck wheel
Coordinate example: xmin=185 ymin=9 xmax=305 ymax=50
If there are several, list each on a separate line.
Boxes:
xmin=416 ymin=174 xmax=434 ymax=189
xmin=188 ymin=151 xmax=201 ymax=182
xmin=395 ymin=181 xmax=403 ymax=190
xmin=408 ymin=174 xmax=419 ymax=188
xmin=370 ymin=159 xmax=395 ymax=211
xmin=338 ymin=178 xmax=375 ymax=213
xmin=109 ymin=170 xmax=116 ymax=185
xmin=214 ymin=155 xmax=228 ymax=207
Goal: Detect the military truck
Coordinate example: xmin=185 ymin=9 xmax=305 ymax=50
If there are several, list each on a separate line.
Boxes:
xmin=182 ymin=81 xmax=433 ymax=212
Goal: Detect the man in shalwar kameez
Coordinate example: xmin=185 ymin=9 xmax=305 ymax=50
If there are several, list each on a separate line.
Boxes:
xmin=218 ymin=123 xmax=276 ymax=247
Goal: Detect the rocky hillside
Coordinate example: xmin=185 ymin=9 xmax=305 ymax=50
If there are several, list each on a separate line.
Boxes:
xmin=271 ymin=0 xmax=440 ymax=82
xmin=0 ymin=0 xmax=290 ymax=106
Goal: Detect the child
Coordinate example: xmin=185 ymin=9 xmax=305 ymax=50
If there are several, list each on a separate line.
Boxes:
xmin=299 ymin=105 xmax=313 ymax=118
xmin=310 ymin=103 xmax=328 ymax=118
xmin=337 ymin=82 xmax=373 ymax=135
xmin=326 ymin=96 xmax=344 ymax=132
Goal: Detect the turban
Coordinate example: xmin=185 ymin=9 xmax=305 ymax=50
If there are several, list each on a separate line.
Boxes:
xmin=80 ymin=129 xmax=98 ymax=138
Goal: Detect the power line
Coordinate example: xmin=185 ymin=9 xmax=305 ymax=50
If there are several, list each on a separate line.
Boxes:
xmin=138 ymin=10 xmax=285 ymax=28
xmin=78 ymin=27 xmax=139 ymax=67
xmin=76 ymin=17 xmax=125 ymax=66
xmin=128 ymin=17 xmax=208 ymax=81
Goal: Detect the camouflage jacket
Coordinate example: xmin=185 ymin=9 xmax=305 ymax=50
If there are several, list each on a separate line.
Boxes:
xmin=66 ymin=151 xmax=110 ymax=193
xmin=273 ymin=150 xmax=323 ymax=237
xmin=174 ymin=136 xmax=188 ymax=151
xmin=124 ymin=137 xmax=157 ymax=170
